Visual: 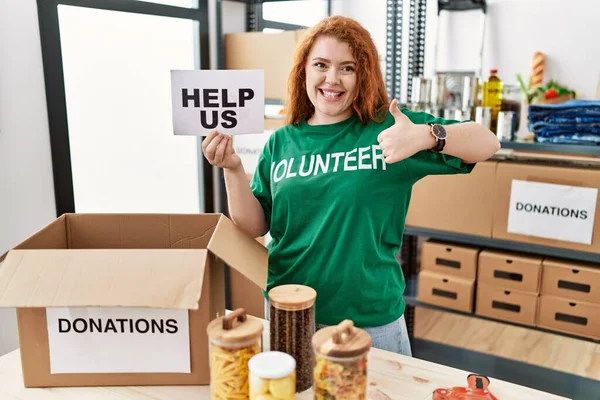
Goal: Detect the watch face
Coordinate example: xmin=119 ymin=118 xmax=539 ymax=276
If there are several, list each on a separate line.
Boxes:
xmin=433 ymin=124 xmax=447 ymax=139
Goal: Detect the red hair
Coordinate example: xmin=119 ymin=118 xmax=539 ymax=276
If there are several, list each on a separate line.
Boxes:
xmin=285 ymin=16 xmax=389 ymax=126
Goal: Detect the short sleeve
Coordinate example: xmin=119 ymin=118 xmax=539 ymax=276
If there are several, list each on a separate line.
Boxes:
xmin=249 ymin=140 xmax=273 ymax=228
xmin=401 ymin=109 xmax=476 ymax=181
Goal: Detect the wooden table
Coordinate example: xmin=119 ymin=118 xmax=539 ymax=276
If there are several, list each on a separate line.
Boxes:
xmin=0 ymin=344 xmax=570 ymax=400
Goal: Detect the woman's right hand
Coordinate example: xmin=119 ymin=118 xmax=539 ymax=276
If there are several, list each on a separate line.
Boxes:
xmin=201 ymin=130 xmax=242 ymax=170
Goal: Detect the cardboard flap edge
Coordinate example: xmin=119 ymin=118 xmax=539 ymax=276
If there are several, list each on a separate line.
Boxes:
xmin=0 ymin=249 xmax=208 ymax=310
xmin=207 ymin=215 xmax=267 ymax=291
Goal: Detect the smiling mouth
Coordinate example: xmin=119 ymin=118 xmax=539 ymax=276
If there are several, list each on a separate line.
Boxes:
xmin=319 ymin=89 xmax=344 ymax=99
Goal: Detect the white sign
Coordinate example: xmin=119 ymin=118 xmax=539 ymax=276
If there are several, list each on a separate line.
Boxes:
xmin=233 ymin=131 xmax=274 ymax=173
xmin=171 ymin=69 xmax=265 ymax=136
xmin=47 ymin=307 xmax=190 ymax=374
xmin=507 ymin=180 xmax=598 ymax=244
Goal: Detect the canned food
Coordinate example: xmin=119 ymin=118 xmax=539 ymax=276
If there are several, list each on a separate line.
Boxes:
xmin=454 ymin=108 xmax=472 ymax=121
xmin=496 ymin=111 xmax=517 ymax=141
xmin=443 ymin=108 xmax=455 ymax=120
xmin=475 ymin=106 xmax=492 ymax=129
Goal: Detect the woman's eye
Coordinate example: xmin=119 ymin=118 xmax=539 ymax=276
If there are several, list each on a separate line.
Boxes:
xmin=342 ymin=66 xmax=355 ymax=72
xmin=314 ymin=62 xmax=327 ymax=69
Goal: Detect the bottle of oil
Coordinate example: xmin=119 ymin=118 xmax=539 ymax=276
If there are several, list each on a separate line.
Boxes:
xmin=483 ymin=69 xmax=503 ymax=132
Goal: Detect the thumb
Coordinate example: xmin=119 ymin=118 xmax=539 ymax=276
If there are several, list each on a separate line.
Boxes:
xmin=389 ymin=99 xmax=406 ymax=123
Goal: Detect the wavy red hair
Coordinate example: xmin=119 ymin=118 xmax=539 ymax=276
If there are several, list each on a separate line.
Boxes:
xmin=285 ymin=16 xmax=389 ymax=126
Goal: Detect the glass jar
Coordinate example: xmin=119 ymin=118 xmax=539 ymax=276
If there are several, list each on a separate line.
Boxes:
xmin=501 ymin=84 xmax=523 ymax=132
xmin=268 ymin=284 xmax=317 ymax=393
xmin=206 ymin=308 xmax=264 ymax=400
xmin=249 ymin=351 xmax=296 ymax=400
xmin=312 ymin=319 xmax=372 ymax=400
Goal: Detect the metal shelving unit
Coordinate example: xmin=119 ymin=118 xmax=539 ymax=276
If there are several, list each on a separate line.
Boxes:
xmin=500 ymin=141 xmax=600 ymax=156
xmin=404 ymin=226 xmax=600 ymax=264
xmin=401 ymin=226 xmax=600 ymax=342
xmin=403 ymin=277 xmax=600 ymax=343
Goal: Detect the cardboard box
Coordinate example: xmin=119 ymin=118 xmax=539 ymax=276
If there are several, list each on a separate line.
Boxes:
xmin=493 ymin=162 xmax=600 ymax=253
xmin=225 ymin=30 xmax=306 ymax=101
xmin=478 ymin=250 xmax=542 ymax=293
xmin=406 ymin=161 xmax=497 ymax=237
xmin=541 ymin=258 xmax=600 ymax=304
xmin=537 ymin=295 xmax=600 ymax=340
xmin=420 ymin=241 xmax=479 ymax=280
xmin=0 ymin=213 xmax=267 ymax=388
xmin=475 ymin=283 xmax=538 ymax=327
xmin=417 ymin=270 xmax=474 ymax=313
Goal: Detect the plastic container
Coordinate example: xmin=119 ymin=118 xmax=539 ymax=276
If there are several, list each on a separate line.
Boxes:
xmin=249 ymin=351 xmax=296 ymax=400
xmin=312 ymin=319 xmax=372 ymax=400
xmin=206 ymin=308 xmax=264 ymax=400
xmin=268 ymin=284 xmax=317 ymax=393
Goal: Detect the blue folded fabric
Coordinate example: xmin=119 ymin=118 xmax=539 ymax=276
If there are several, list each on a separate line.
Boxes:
xmin=528 ymin=99 xmax=600 ymax=112
xmin=536 ymin=134 xmax=600 ymax=145
xmin=531 ymin=122 xmax=600 ymax=137
xmin=528 ymin=100 xmax=600 ymax=144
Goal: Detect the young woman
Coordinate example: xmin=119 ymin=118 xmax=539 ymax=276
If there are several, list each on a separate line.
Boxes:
xmin=202 ymin=16 xmax=500 ymax=355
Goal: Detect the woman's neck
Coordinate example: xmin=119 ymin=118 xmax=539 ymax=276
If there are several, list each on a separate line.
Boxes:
xmin=307 ymin=110 xmax=354 ymax=126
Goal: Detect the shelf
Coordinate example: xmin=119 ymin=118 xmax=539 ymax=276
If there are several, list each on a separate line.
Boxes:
xmin=403 ymin=278 xmax=599 ymax=344
xmin=500 ymin=141 xmax=600 ymax=156
xmin=404 ymin=226 xmax=600 ymax=264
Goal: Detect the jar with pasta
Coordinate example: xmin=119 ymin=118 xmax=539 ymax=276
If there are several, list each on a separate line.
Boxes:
xmin=248 ymin=351 xmax=296 ymax=400
xmin=312 ymin=319 xmax=372 ymax=400
xmin=268 ymin=284 xmax=317 ymax=393
xmin=206 ymin=308 xmax=264 ymax=400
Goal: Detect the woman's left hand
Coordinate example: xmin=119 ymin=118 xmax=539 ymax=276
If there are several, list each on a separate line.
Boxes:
xmin=377 ymin=99 xmax=435 ymax=164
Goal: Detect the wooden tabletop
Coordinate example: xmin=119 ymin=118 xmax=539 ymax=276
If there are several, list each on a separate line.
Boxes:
xmin=0 ymin=319 xmax=569 ymax=400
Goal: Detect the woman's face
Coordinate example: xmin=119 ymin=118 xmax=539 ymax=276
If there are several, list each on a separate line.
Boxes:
xmin=305 ymin=36 xmax=357 ymax=125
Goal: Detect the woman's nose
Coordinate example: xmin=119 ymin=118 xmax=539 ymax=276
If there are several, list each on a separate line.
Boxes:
xmin=325 ymin=68 xmax=340 ymax=85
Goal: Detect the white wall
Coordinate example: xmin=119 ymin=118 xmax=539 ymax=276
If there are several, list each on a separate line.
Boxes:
xmin=332 ymin=0 xmax=600 ymax=102
xmin=0 ymin=0 xmax=56 ymax=356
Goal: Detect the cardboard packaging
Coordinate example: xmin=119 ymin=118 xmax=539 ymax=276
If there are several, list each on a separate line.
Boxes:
xmin=541 ymin=258 xmax=600 ymax=304
xmin=475 ymin=283 xmax=538 ymax=327
xmin=406 ymin=161 xmax=497 ymax=238
xmin=420 ymin=241 xmax=480 ymax=280
xmin=417 ymin=270 xmax=475 ymax=313
xmin=537 ymin=295 xmax=600 ymax=340
xmin=225 ymin=30 xmax=306 ymax=101
xmin=0 ymin=213 xmax=267 ymax=388
xmin=493 ymin=162 xmax=600 ymax=253
xmin=478 ymin=250 xmax=543 ymax=293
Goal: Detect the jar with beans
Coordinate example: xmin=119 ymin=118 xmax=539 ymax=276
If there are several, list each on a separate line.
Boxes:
xmin=268 ymin=284 xmax=317 ymax=393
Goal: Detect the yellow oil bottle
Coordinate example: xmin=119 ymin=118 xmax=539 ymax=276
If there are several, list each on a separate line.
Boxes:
xmin=483 ymin=69 xmax=503 ymax=132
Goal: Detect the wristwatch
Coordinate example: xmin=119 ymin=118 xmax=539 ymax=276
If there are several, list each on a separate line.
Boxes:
xmin=427 ymin=123 xmax=447 ymax=153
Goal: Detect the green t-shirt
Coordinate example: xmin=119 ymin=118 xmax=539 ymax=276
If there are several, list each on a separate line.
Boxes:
xmin=250 ymin=109 xmax=475 ymax=327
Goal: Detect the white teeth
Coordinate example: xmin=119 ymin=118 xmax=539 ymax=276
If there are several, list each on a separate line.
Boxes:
xmin=321 ymin=90 xmax=342 ymax=98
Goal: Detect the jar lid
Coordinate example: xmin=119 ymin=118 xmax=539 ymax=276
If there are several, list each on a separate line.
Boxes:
xmin=268 ymin=284 xmax=317 ymax=311
xmin=206 ymin=308 xmax=263 ymax=344
xmin=312 ymin=319 xmax=371 ymax=358
xmin=248 ymin=351 xmax=296 ymax=379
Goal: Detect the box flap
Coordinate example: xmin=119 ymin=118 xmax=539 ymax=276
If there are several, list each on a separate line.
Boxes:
xmin=208 ymin=216 xmax=267 ymax=291
xmin=0 ymin=215 xmax=68 ymax=263
xmin=0 ymin=249 xmax=207 ymax=309
xmin=65 ymin=213 xmax=221 ymax=249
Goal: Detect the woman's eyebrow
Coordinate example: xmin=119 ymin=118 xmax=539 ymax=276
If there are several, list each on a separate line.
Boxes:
xmin=312 ymin=57 xmax=356 ymax=65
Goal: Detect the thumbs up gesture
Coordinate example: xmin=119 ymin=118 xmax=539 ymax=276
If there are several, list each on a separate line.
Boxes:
xmin=377 ymin=99 xmax=436 ymax=164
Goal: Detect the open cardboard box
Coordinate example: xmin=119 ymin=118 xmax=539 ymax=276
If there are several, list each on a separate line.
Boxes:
xmin=0 ymin=213 xmax=267 ymax=388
